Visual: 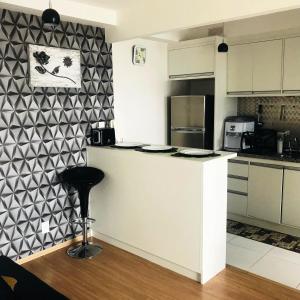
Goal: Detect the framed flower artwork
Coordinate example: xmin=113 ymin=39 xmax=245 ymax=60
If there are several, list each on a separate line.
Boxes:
xmin=28 ymin=45 xmax=81 ymax=88
xmin=132 ymin=45 xmax=146 ymax=65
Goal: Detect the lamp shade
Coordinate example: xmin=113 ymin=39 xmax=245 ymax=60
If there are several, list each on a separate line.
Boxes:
xmin=218 ymin=42 xmax=229 ymax=53
xmin=42 ymin=8 xmax=60 ymax=27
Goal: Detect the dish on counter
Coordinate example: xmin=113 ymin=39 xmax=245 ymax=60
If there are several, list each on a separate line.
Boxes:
xmin=178 ymin=149 xmax=215 ymax=157
xmin=141 ymin=145 xmax=174 ymax=151
xmin=113 ymin=142 xmax=143 ymax=149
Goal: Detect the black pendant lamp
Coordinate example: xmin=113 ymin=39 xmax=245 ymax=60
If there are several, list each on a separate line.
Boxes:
xmin=42 ymin=0 xmax=60 ymax=27
xmin=218 ymin=40 xmax=229 ymax=53
xmin=217 ymin=24 xmax=229 ymax=53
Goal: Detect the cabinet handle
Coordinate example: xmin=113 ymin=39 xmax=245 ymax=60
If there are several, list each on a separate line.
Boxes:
xmin=252 ymin=90 xmax=281 ymax=94
xmin=227 ymin=91 xmax=252 ymax=95
xmin=250 ymin=162 xmax=284 ymax=169
xmin=282 ymin=90 xmax=300 ymax=93
xmin=228 ymin=159 xmax=248 ymax=165
xmin=285 ymin=166 xmax=300 ymax=171
xmin=228 ymin=190 xmax=248 ymax=196
xmin=169 ymin=72 xmax=214 ymax=79
xmin=228 ymin=174 xmax=248 ymax=180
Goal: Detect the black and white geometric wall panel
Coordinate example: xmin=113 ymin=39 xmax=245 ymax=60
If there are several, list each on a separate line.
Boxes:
xmin=0 ymin=8 xmax=114 ymax=260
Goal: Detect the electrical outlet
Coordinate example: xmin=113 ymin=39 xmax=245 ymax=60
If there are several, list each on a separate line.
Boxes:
xmin=41 ymin=221 xmax=49 ymax=234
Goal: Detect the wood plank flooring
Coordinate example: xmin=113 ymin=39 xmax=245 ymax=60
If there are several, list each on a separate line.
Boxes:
xmin=23 ymin=238 xmax=300 ymax=300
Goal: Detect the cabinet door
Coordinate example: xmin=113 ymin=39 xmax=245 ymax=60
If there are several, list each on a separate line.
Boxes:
xmin=228 ymin=192 xmax=248 ymax=216
xmin=282 ymin=169 xmax=300 ymax=227
xmin=168 ymin=44 xmax=215 ymax=77
xmin=247 ymin=163 xmax=283 ymax=223
xmin=227 ymin=44 xmax=252 ymax=93
xmin=283 ymin=37 xmax=300 ymax=91
xmin=252 ymin=40 xmax=282 ymax=92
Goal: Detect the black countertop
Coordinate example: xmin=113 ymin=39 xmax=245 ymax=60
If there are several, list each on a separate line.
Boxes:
xmin=237 ymin=152 xmax=300 ymax=163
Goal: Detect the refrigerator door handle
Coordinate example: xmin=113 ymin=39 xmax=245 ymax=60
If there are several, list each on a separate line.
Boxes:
xmin=171 ymin=127 xmax=205 ymax=133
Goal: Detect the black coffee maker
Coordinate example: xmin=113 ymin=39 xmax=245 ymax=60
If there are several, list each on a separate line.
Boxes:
xmin=91 ymin=121 xmax=115 ymax=146
xmin=240 ymin=128 xmax=277 ymax=154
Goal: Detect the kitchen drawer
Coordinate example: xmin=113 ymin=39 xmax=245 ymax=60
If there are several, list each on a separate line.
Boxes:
xmin=228 ymin=161 xmax=248 ymax=178
xmin=228 ymin=177 xmax=248 ymax=193
xmin=228 ymin=192 xmax=247 ymax=216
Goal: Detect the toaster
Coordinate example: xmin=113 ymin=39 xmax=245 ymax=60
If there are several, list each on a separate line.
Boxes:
xmin=91 ymin=128 xmax=116 ymax=146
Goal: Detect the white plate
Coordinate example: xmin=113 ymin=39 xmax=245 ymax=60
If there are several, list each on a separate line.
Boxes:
xmin=142 ymin=145 xmax=173 ymax=151
xmin=115 ymin=142 xmax=142 ymax=148
xmin=179 ymin=149 xmax=214 ymax=156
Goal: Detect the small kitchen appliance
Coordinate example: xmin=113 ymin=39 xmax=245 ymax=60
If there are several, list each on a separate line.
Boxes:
xmin=240 ymin=128 xmax=277 ymax=154
xmin=91 ymin=122 xmax=115 ymax=146
xmin=223 ymin=116 xmax=255 ymax=151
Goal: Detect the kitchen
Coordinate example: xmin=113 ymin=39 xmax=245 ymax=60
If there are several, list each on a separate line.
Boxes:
xmin=112 ymin=7 xmax=300 ymax=291
xmin=1 ymin=1 xmax=300 ymax=299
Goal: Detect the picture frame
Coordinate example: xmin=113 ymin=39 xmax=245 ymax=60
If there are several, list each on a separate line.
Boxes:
xmin=28 ymin=44 xmax=81 ymax=88
xmin=132 ymin=45 xmax=146 ymax=65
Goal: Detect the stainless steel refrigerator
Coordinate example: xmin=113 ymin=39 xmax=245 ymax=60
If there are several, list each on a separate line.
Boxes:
xmin=169 ymin=95 xmax=214 ymax=149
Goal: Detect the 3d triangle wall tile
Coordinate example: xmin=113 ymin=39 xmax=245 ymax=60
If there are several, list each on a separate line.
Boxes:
xmin=0 ymin=8 xmax=113 ymax=260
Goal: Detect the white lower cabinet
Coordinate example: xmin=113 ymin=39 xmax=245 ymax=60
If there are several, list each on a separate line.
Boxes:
xmin=228 ymin=192 xmax=247 ymax=216
xmin=282 ymin=168 xmax=300 ymax=227
xmin=228 ymin=159 xmax=300 ymax=229
xmin=247 ymin=163 xmax=283 ymax=224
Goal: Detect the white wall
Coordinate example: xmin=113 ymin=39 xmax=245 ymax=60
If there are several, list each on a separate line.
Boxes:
xmin=112 ymin=38 xmax=168 ymax=144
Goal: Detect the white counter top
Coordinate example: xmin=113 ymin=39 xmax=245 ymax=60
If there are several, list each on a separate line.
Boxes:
xmin=87 ymin=145 xmax=236 ymax=163
xmin=87 ymin=146 xmax=236 ymax=284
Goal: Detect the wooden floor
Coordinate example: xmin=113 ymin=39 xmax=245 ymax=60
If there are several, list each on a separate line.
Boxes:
xmin=23 ymin=238 xmax=300 ymax=300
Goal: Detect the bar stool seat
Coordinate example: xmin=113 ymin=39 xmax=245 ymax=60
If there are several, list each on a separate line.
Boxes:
xmin=59 ymin=166 xmax=104 ymax=259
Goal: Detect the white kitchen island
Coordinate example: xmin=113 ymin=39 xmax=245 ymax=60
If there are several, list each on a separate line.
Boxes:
xmin=87 ymin=146 xmax=236 ymax=284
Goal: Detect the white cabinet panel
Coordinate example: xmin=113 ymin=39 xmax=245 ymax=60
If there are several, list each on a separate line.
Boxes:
xmin=228 ymin=177 xmax=248 ymax=194
xmin=282 ymin=169 xmax=300 ymax=227
xmin=227 ymin=44 xmax=252 ymax=93
xmin=228 ymin=192 xmax=248 ymax=216
xmin=252 ymin=40 xmax=282 ymax=92
xmin=283 ymin=37 xmax=300 ymax=91
xmin=228 ymin=161 xmax=249 ymax=178
xmin=168 ymin=44 xmax=215 ymax=78
xmin=247 ymin=164 xmax=283 ymax=224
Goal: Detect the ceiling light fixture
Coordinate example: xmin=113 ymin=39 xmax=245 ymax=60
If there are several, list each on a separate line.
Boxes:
xmin=217 ymin=24 xmax=228 ymax=53
xmin=42 ymin=0 xmax=60 ymax=28
xmin=218 ymin=40 xmax=229 ymax=53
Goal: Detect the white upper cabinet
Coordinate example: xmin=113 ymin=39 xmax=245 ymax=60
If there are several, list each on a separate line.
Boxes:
xmin=283 ymin=37 xmax=300 ymax=92
xmin=227 ymin=44 xmax=252 ymax=93
xmin=282 ymin=169 xmax=300 ymax=228
xmin=227 ymin=40 xmax=283 ymax=94
xmin=252 ymin=40 xmax=282 ymax=92
xmin=168 ymin=44 xmax=215 ymax=79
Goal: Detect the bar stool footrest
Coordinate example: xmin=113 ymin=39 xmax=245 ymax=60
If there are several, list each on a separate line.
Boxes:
xmin=70 ymin=217 xmax=96 ymax=225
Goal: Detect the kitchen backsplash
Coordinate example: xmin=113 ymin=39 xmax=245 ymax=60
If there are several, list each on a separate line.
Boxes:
xmin=0 ymin=8 xmax=113 ymax=260
xmin=238 ymin=96 xmax=300 ymax=138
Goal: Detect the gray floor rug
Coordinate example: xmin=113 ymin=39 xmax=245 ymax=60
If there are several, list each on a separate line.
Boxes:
xmin=227 ymin=219 xmax=300 ymax=253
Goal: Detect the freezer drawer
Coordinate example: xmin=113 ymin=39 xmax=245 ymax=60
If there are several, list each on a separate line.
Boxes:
xmin=171 ymin=130 xmax=205 ymax=148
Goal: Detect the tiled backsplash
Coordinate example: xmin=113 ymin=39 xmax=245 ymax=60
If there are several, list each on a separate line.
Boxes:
xmin=238 ymin=96 xmax=300 ymax=138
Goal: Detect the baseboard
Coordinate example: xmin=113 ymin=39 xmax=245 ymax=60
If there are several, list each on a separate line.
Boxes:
xmin=92 ymin=230 xmax=201 ymax=282
xmin=17 ymin=235 xmax=84 ymax=265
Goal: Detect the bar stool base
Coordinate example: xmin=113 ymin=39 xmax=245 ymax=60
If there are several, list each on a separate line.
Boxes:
xmin=67 ymin=242 xmax=102 ymax=259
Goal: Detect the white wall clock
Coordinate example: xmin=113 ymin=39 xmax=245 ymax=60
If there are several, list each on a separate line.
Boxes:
xmin=132 ymin=45 xmax=146 ymax=65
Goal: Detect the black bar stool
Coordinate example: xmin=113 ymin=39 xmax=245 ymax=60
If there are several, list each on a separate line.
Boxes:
xmin=59 ymin=166 xmax=104 ymax=259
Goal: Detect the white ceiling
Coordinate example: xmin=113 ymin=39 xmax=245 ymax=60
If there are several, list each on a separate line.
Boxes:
xmin=70 ymin=0 xmax=138 ymax=10
xmin=151 ymin=8 xmax=300 ymax=43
